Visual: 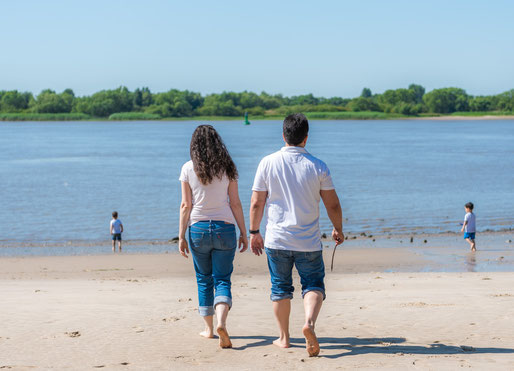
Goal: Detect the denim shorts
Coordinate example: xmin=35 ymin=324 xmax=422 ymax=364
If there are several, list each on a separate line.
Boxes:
xmin=464 ymin=232 xmax=476 ymax=240
xmin=265 ymin=247 xmax=325 ymax=301
xmin=112 ymin=233 xmax=122 ymax=241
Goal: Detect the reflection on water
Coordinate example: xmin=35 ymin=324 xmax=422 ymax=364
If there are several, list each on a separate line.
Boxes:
xmin=466 ymin=252 xmax=477 ymax=272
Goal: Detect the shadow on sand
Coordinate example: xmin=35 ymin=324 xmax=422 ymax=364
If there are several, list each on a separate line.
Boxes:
xmin=230 ymin=335 xmax=514 ymax=358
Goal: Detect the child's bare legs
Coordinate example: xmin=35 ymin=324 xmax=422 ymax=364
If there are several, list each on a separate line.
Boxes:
xmin=466 ymin=238 xmax=476 ymax=251
xmin=200 ymin=315 xmax=214 ymax=338
xmin=215 ymin=303 xmax=232 ymax=348
xmin=118 ymin=240 xmax=122 ymax=252
xmin=112 ymin=239 xmax=116 ymax=252
xmin=272 ymin=298 xmax=291 ymax=348
xmin=302 ymin=291 xmax=323 ymax=357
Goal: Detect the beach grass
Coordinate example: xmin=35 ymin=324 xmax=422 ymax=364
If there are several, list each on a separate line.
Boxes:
xmin=1 ymin=111 xmax=513 ymax=122
xmin=108 ymin=112 xmax=162 ymax=120
xmin=449 ymin=111 xmax=514 ymax=116
xmin=0 ymin=113 xmax=92 ymax=121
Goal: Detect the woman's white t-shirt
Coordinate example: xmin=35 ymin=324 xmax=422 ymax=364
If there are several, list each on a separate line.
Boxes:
xmin=179 ymin=160 xmax=236 ymax=226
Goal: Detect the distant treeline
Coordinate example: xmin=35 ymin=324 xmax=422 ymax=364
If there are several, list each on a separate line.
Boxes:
xmin=0 ymin=84 xmax=513 ymax=119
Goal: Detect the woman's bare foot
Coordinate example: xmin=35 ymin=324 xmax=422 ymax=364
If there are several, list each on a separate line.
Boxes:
xmin=199 ymin=330 xmax=214 ymax=338
xmin=302 ymin=325 xmax=320 ymax=357
xmin=216 ymin=327 xmax=232 ymax=348
xmin=273 ymin=337 xmax=290 ymax=348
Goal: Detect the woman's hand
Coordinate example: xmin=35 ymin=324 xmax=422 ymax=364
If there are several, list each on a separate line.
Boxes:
xmin=239 ymin=233 xmax=248 ymax=253
xmin=179 ymin=238 xmax=189 ymax=258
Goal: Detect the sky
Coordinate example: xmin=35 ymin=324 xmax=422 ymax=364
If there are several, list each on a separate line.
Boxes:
xmin=0 ymin=0 xmax=513 ymax=98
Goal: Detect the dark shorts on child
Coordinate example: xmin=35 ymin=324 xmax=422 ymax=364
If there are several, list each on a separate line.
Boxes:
xmin=464 ymin=232 xmax=475 ymax=240
xmin=112 ymin=233 xmax=122 ymax=241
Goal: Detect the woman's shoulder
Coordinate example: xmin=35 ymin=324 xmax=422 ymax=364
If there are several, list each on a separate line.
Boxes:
xmin=181 ymin=160 xmax=194 ymax=172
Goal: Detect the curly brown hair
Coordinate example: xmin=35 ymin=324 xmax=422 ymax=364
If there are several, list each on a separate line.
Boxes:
xmin=190 ymin=125 xmax=238 ymax=185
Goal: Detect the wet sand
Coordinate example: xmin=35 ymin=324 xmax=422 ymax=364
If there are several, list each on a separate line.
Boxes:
xmin=1 ymin=245 xmax=514 ymax=369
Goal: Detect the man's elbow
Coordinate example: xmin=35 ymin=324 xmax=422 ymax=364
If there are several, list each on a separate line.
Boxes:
xmin=328 ymin=201 xmax=341 ymax=214
xmin=250 ymin=200 xmax=265 ymax=211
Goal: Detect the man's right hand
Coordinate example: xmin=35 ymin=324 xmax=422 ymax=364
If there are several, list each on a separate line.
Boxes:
xmin=332 ymin=228 xmax=344 ymax=246
xmin=250 ymin=233 xmax=264 ymax=256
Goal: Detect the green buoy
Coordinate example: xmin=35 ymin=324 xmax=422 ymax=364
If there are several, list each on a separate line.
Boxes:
xmin=244 ymin=112 xmax=251 ymax=125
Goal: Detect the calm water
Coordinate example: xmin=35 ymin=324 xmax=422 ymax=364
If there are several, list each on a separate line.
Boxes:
xmin=0 ymin=119 xmax=513 ymax=246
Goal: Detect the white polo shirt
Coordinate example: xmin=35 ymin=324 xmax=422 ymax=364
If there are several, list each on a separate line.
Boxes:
xmin=252 ymin=146 xmax=335 ymax=252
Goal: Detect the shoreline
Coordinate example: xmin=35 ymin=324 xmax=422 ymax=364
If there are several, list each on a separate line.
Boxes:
xmin=0 ymin=229 xmax=511 ymax=252
xmin=1 ymin=114 xmax=514 ymax=122
xmin=1 ymin=231 xmax=512 ymax=273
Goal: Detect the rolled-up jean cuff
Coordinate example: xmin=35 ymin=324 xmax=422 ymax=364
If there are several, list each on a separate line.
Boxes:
xmin=198 ymin=306 xmax=215 ymax=317
xmin=270 ymin=293 xmax=294 ymax=302
xmin=302 ymin=288 xmax=326 ymax=300
xmin=214 ymin=295 xmax=232 ymax=309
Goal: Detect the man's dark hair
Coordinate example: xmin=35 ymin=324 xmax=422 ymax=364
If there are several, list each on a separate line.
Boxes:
xmin=283 ymin=113 xmax=309 ymax=146
xmin=112 ymin=211 xmax=118 ymax=218
xmin=465 ymin=202 xmax=474 ymax=210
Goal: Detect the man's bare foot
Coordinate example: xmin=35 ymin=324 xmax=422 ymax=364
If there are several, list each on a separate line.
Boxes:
xmin=273 ymin=337 xmax=290 ymax=348
xmin=302 ymin=325 xmax=320 ymax=357
xmin=199 ymin=330 xmax=214 ymax=338
xmin=216 ymin=327 xmax=232 ymax=348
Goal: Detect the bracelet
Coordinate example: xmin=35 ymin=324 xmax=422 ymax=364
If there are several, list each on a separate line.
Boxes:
xmin=249 ymin=229 xmax=260 ymax=234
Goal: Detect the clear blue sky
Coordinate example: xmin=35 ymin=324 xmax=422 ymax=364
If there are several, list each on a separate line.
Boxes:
xmin=1 ymin=0 xmax=513 ymax=97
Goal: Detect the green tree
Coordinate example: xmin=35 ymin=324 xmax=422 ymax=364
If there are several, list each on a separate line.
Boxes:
xmin=348 ymin=97 xmax=381 ymax=112
xmin=360 ymin=88 xmax=372 ymax=98
xmin=496 ymin=89 xmax=514 ymax=111
xmin=0 ymin=90 xmax=32 ymax=112
xmin=408 ymin=84 xmax=425 ymax=103
xmin=33 ymin=89 xmax=74 ymax=113
xmin=423 ymin=88 xmax=469 ymax=113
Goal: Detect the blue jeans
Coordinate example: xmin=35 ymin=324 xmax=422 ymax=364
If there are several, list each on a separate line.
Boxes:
xmin=189 ymin=220 xmax=237 ymax=316
xmin=265 ymin=247 xmax=326 ymax=302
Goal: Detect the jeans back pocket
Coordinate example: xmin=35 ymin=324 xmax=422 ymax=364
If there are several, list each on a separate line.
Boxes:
xmin=189 ymin=231 xmax=205 ymax=249
xmin=215 ymin=230 xmax=236 ymax=250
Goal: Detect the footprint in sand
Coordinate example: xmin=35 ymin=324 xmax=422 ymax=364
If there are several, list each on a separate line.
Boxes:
xmin=65 ymin=331 xmax=81 ymax=338
xmin=162 ymin=316 xmax=184 ymax=322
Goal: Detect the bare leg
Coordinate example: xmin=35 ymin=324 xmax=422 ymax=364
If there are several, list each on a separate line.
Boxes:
xmin=112 ymin=239 xmax=115 ymax=252
xmin=118 ymin=240 xmax=122 ymax=252
xmin=215 ymin=303 xmax=232 ymax=348
xmin=465 ymin=238 xmax=476 ymax=251
xmin=200 ymin=315 xmax=214 ymax=338
xmin=302 ymin=291 xmax=323 ymax=357
xmin=272 ymin=298 xmax=291 ymax=348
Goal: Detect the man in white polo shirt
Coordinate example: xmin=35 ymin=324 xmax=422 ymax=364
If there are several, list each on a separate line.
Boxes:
xmin=250 ymin=113 xmax=344 ymax=357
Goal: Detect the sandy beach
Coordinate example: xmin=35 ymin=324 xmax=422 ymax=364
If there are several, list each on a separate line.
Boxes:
xmin=1 ymin=245 xmax=514 ymax=370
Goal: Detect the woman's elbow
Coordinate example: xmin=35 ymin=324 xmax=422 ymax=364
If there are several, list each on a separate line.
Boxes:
xmin=229 ymin=199 xmax=242 ymax=209
xmin=180 ymin=202 xmax=192 ymax=211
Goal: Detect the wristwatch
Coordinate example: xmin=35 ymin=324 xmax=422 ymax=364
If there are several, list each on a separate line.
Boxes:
xmin=249 ymin=229 xmax=260 ymax=234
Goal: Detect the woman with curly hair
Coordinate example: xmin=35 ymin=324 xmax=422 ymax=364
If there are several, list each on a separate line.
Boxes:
xmin=178 ymin=125 xmax=248 ymax=348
